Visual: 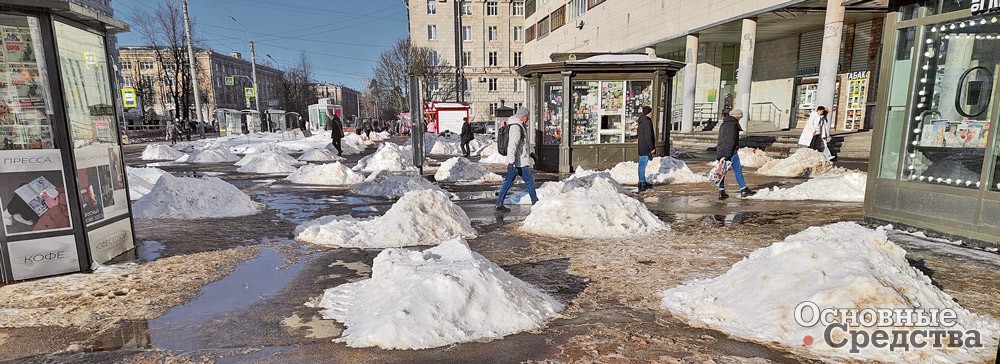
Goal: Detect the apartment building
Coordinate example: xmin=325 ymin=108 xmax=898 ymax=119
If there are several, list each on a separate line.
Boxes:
xmin=408 ymin=0 xmax=527 ymax=122
xmin=312 ymin=83 xmax=361 ymax=122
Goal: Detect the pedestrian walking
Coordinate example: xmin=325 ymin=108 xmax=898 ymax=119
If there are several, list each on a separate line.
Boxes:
xmin=715 ymin=109 xmax=755 ymax=200
xmin=460 ymin=117 xmax=473 ymax=157
xmin=327 ymin=115 xmax=344 ymax=156
xmin=495 ymin=107 xmax=537 ymax=212
xmin=798 ymin=106 xmax=834 ymax=160
xmin=363 ymin=118 xmax=373 ymax=139
xmin=636 ymin=105 xmax=655 ymax=192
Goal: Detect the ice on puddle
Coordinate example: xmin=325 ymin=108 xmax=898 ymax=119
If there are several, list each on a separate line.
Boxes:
xmin=132 ymin=174 xmax=262 ymax=219
xmin=286 ymin=162 xmax=365 ymax=185
xmin=750 ymin=171 xmax=867 ymax=202
xmin=306 ymin=238 xmax=563 ymax=350
xmin=757 ymin=148 xmax=833 ymax=177
xmin=434 ymin=157 xmax=503 ymax=183
xmin=140 ymin=144 xmax=183 ymax=161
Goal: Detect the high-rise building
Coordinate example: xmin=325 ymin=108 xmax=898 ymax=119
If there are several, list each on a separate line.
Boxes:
xmin=408 ymin=0 xmax=526 ymax=122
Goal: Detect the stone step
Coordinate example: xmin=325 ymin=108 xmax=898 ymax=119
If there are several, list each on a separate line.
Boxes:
xmin=670 ymin=130 xmax=873 ymax=159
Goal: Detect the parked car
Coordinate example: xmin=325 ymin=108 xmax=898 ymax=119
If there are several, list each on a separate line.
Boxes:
xmin=471 ymin=121 xmax=494 ymax=134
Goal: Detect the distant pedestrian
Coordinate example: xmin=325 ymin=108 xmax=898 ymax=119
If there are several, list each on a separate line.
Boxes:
xmin=460 ymin=117 xmax=473 ymax=157
xmin=495 ymin=107 xmax=537 ymax=212
xmin=798 ymin=106 xmax=834 ymax=160
xmin=327 ymin=115 xmax=344 ymax=156
xmin=715 ymin=109 xmax=755 ymax=200
xmin=636 ymin=106 xmax=655 ymax=192
xmin=362 ymin=119 xmax=373 ymax=139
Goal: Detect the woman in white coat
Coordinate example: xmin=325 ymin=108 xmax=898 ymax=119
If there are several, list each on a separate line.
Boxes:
xmin=798 ymin=106 xmax=833 ymax=160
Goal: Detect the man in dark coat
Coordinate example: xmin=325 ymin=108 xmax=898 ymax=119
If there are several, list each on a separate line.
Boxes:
xmin=636 ymin=106 xmax=655 ymax=192
xmin=715 ymin=109 xmax=755 ymax=199
xmin=326 ymin=115 xmax=344 ymax=156
xmin=460 ymin=117 xmax=474 ymax=157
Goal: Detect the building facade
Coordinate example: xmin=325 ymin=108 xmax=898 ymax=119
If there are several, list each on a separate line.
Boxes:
xmin=312 ymin=83 xmax=360 ymax=122
xmin=408 ymin=0 xmax=526 ymax=122
xmin=523 ymin=0 xmax=888 ymax=133
xmin=117 ymin=47 xmax=282 ymax=126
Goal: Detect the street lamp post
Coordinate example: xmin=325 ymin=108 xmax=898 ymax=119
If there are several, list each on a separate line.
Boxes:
xmin=229 ymin=16 xmax=265 ymax=132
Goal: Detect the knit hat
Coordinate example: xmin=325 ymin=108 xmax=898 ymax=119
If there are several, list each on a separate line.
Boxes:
xmin=514 ymin=106 xmax=529 ymax=118
xmin=729 ymin=108 xmax=744 ymax=118
xmin=642 ymin=106 xmax=653 ymax=115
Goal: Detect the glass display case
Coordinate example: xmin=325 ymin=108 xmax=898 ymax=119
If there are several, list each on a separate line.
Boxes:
xmin=571 ymin=81 xmax=598 ymax=145
xmin=543 ymin=82 xmax=562 ymax=145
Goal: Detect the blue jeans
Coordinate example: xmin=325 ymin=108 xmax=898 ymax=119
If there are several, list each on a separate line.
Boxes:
xmin=497 ymin=164 xmax=538 ymax=207
xmin=717 ymin=153 xmax=748 ymax=190
xmin=638 ymin=155 xmax=650 ymax=184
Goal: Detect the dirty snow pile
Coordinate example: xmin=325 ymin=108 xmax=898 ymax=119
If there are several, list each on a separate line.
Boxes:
xmin=353 ymin=143 xmax=416 ymax=173
xmin=434 ymin=157 xmax=503 ymax=183
xmin=231 ymin=142 xmax=292 ymax=155
xmin=336 ymin=134 xmax=368 ymax=155
xmin=521 ymin=173 xmax=667 ymax=238
xmin=607 ymin=157 xmax=708 ymax=185
xmin=736 ymin=147 xmax=773 ymax=168
xmin=286 ymin=162 xmax=365 ymax=185
xmin=187 ymin=147 xmax=240 ymax=164
xmin=352 ymin=170 xmax=445 ymax=198
xmin=750 ymin=171 xmax=867 ymax=202
xmin=428 ymin=134 xmax=463 ymax=156
xmin=757 ymin=148 xmax=832 ymax=177
xmin=660 ymin=222 xmax=1000 ymax=363
xmin=132 ymin=174 xmax=263 ymax=219
xmin=475 ymin=141 xmax=498 ymax=157
xmin=235 ymin=151 xmax=302 ymax=174
xmin=141 ymin=144 xmax=183 ymax=161
xmin=307 ymin=238 xmax=563 ymax=350
xmin=480 ymin=153 xmax=508 ymax=164
xmin=298 ymin=148 xmax=344 ymax=162
xmin=295 ymin=190 xmax=475 ymax=248
xmin=365 ymin=131 xmax=390 ymax=142
xmin=126 ymin=166 xmax=171 ymax=200
xmin=505 ymin=166 xmax=629 ymax=205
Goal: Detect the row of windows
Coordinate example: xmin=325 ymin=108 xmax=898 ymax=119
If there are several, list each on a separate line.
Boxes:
xmin=429 ymin=50 xmax=523 ymax=67
xmin=525 ymin=0 xmax=600 ymax=18
xmin=431 ymin=24 xmax=525 ymax=42
xmin=428 ymin=1 xmax=524 ymax=16
xmin=489 ymin=102 xmax=524 ymax=116
xmin=524 ymin=0 xmax=604 ymax=41
xmin=429 ymin=77 xmax=525 ymax=93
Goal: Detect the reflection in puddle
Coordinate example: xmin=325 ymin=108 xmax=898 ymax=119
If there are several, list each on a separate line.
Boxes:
xmin=453 ymin=190 xmax=497 ymax=201
xmin=135 ymin=241 xmax=165 ymax=262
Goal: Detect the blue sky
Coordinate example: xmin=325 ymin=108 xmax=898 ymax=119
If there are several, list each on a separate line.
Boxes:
xmin=112 ymin=0 xmax=410 ymax=90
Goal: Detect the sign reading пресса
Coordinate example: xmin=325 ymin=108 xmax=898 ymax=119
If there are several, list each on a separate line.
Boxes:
xmin=971 ymin=0 xmax=1000 ymax=15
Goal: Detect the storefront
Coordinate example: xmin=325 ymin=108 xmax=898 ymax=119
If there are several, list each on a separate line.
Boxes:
xmin=0 ymin=1 xmax=135 ymax=282
xmin=867 ymin=0 xmax=1000 ymax=246
xmin=518 ymin=54 xmax=683 ymax=173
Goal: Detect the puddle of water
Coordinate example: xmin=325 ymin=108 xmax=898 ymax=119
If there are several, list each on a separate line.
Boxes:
xmin=453 ymin=190 xmax=498 ymax=201
xmin=135 ymin=240 xmax=165 ymax=262
xmin=351 ymin=206 xmax=378 ymax=213
xmin=343 ymin=196 xmax=379 ymax=205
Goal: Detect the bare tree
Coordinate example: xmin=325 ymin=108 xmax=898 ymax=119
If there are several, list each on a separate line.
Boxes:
xmin=370 ymin=38 xmax=458 ymax=119
xmin=276 ymin=51 xmax=316 ymax=117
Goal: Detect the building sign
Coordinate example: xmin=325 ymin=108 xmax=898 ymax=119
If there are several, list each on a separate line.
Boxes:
xmin=971 ymin=0 xmax=1000 ymax=15
xmin=87 ymin=217 xmax=134 ymax=264
xmin=7 ymin=235 xmax=80 ymax=281
xmin=121 ymin=87 xmax=136 ymax=108
xmin=225 ymin=76 xmax=235 ymax=86
xmin=842 ymin=71 xmax=870 ymax=131
xmin=244 ymin=87 xmax=256 ymax=98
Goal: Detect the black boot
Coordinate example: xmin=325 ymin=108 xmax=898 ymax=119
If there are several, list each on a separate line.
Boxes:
xmin=719 ymin=190 xmax=729 ymax=200
xmin=741 ymin=187 xmax=756 ymax=197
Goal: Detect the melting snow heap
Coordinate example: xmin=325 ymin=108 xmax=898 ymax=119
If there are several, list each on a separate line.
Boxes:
xmin=187 ymin=147 xmax=240 ymax=164
xmin=307 ymin=238 xmax=564 ymax=350
xmin=660 ymin=222 xmax=1000 ymax=363
xmin=132 ymin=174 xmax=263 ymax=219
xmin=286 ymin=162 xmax=365 ymax=185
xmin=294 ymin=190 xmax=475 ymax=248
xmin=126 ymin=166 xmax=170 ymax=200
xmin=235 ymin=151 xmax=302 ymax=174
xmin=736 ymin=147 xmax=774 ymax=168
xmin=298 ymin=148 xmax=344 ymax=162
xmin=353 ymin=143 xmax=416 ymax=173
xmin=434 ymin=157 xmax=503 ymax=183
xmin=607 ymin=157 xmax=708 ymax=185
xmin=751 ymin=171 xmax=867 ymax=202
xmin=757 ymin=148 xmax=833 ymax=177
xmin=140 ymin=144 xmax=183 ymax=161
xmin=479 ymin=153 xmax=507 ymax=165
xmin=521 ymin=172 xmax=668 ymax=238
xmin=336 ymin=134 xmax=368 ymax=155
xmin=352 ymin=170 xmax=445 ymax=198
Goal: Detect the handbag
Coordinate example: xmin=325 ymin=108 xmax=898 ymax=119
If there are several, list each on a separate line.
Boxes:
xmin=708 ymin=158 xmax=732 ymax=184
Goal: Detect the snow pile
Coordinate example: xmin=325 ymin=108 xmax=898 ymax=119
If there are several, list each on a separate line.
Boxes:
xmin=505 ymin=166 xmax=629 ymax=205
xmin=750 ymin=171 xmax=867 ymax=202
xmin=132 ymin=174 xmax=263 ymax=219
xmin=307 ymin=238 xmax=563 ymax=350
xmin=232 ymin=142 xmax=292 ymax=155
xmin=405 ymin=133 xmax=463 ymax=156
xmin=736 ymin=147 xmax=773 ymax=168
xmin=298 ymin=148 xmax=344 ymax=162
xmin=367 ymin=131 xmax=390 ymax=142
xmin=352 ymin=170 xmax=445 ymax=198
xmin=757 ymin=148 xmax=832 ymax=177
xmin=434 ymin=157 xmax=503 ymax=183
xmin=475 ymin=142 xmax=498 ymax=157
xmin=187 ymin=147 xmax=240 ymax=164
xmin=126 ymin=166 xmax=170 ymax=200
xmin=295 ymin=190 xmax=474 ymax=248
xmin=235 ymin=151 xmax=301 ymax=174
xmin=141 ymin=144 xmax=183 ymax=161
xmin=480 ymin=153 xmax=507 ymax=164
xmin=353 ymin=143 xmax=416 ymax=173
xmin=286 ymin=162 xmax=365 ymax=185
xmin=607 ymin=157 xmax=708 ymax=185
xmin=660 ymin=222 xmax=1000 ymax=363
xmin=336 ymin=134 xmax=367 ymax=155
xmin=521 ymin=174 xmax=667 ymax=238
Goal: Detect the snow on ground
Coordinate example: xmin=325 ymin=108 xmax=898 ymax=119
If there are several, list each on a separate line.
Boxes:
xmin=480 ymin=153 xmax=507 ymax=164
xmin=141 ymin=144 xmax=183 ymax=161
xmin=750 ymin=171 xmax=867 ymax=202
xmin=132 ymin=174 xmax=263 ymax=219
xmin=231 ymin=142 xmax=292 ymax=155
xmin=521 ymin=174 xmax=668 ymax=238
xmin=607 ymin=157 xmax=708 ymax=185
xmin=307 ymin=238 xmax=563 ymax=350
xmin=126 ymin=166 xmax=170 ymax=200
xmin=298 ymin=148 xmax=345 ymax=162
xmin=736 ymin=147 xmax=773 ymax=168
xmin=187 ymin=147 xmax=240 ymax=164
xmin=235 ymin=150 xmax=299 ymax=167
xmin=404 ymin=133 xmax=464 ymax=156
xmin=353 ymin=143 xmax=416 ymax=173
xmin=434 ymin=157 xmax=503 ymax=183
xmin=352 ymin=170 xmax=445 ymax=198
xmin=339 ymin=134 xmax=368 ymax=155
xmin=504 ymin=166 xmax=629 ymax=205
xmin=286 ymin=162 xmax=365 ymax=185
xmin=660 ymin=222 xmax=1000 ymax=363
xmin=475 ymin=141 xmax=498 ymax=157
xmin=294 ymin=190 xmax=475 ymax=248
xmin=236 ymin=151 xmax=302 ymax=174
xmin=757 ymin=148 xmax=832 ymax=177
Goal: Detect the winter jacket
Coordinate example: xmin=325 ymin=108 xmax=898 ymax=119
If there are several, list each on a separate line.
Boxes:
xmin=798 ymin=111 xmax=830 ymax=146
xmin=715 ymin=115 xmax=743 ymax=160
xmin=636 ymin=114 xmax=655 ymax=157
xmin=461 ymin=122 xmax=473 ymax=142
xmin=329 ymin=118 xmax=344 ymax=139
xmin=505 ymin=118 xmax=530 ymax=167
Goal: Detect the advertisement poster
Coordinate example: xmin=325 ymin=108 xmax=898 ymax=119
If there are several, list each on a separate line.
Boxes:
xmin=0 ymin=149 xmax=72 ymax=236
xmin=74 ymin=144 xmax=127 ymax=226
xmin=86 ymin=217 xmax=134 ymax=264
xmin=6 ymin=235 xmax=80 ymax=281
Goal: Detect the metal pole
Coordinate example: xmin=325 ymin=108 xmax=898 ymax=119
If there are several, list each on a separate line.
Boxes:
xmin=182 ymin=0 xmax=204 ymax=137
xmin=454 ymin=0 xmax=464 ymax=102
xmin=230 ymin=16 xmax=264 ymax=132
xmin=409 ymin=76 xmax=425 ymax=174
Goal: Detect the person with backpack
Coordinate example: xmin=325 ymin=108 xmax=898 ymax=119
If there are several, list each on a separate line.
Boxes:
xmin=636 ymin=106 xmax=655 ymax=192
xmin=715 ymin=109 xmax=755 ymax=200
xmin=460 ymin=117 xmax=474 ymax=157
xmin=495 ymin=107 xmax=537 ymax=212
